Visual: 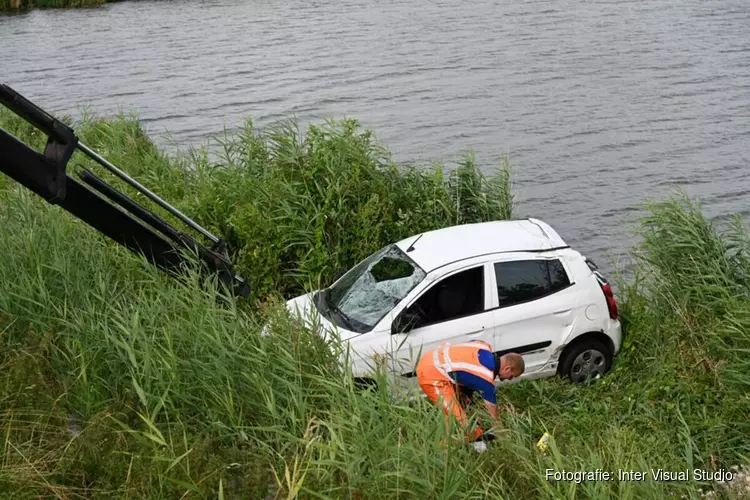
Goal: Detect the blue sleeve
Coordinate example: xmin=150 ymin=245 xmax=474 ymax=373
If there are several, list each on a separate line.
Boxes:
xmin=478 ymin=349 xmax=497 ymax=373
xmin=450 ymin=371 xmax=497 ymax=405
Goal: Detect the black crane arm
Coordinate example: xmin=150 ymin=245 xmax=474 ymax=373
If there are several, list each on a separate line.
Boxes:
xmin=0 ymin=83 xmax=250 ymax=298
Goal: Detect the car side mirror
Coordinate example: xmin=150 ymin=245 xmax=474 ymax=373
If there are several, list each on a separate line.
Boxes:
xmin=331 ymin=268 xmax=347 ymax=283
xmin=391 ymin=310 xmax=419 ymax=335
xmin=391 ymin=314 xmax=403 ymax=335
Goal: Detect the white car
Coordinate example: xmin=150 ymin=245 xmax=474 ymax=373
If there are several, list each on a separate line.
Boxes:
xmin=285 ymin=218 xmax=622 ymax=389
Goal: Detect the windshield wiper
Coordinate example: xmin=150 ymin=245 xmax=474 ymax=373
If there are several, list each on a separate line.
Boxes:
xmin=325 ymin=292 xmax=355 ymax=330
xmin=330 ymin=304 xmax=355 ymax=330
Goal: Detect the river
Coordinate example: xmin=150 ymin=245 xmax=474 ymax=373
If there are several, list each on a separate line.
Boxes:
xmin=1 ymin=0 xmax=749 ymax=278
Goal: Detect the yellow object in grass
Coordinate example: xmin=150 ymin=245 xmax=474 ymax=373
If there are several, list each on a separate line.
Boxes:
xmin=536 ymin=432 xmax=551 ymax=454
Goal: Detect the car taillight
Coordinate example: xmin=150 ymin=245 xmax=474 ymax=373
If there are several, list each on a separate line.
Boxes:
xmin=600 ymin=282 xmax=618 ymax=320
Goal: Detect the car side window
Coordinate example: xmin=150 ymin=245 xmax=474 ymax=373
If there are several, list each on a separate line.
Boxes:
xmin=402 ymin=266 xmax=485 ymax=330
xmin=548 ymin=259 xmax=570 ymax=292
xmin=494 ymin=259 xmax=571 ymax=308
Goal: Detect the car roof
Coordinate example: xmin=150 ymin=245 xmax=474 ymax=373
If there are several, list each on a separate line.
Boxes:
xmin=394 ymin=218 xmax=568 ymax=272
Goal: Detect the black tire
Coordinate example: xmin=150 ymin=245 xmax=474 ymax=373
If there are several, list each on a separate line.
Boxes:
xmin=558 ymin=338 xmax=613 ymax=383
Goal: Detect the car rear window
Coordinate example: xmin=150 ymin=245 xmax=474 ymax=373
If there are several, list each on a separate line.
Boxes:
xmin=494 ymin=259 xmax=571 ymax=307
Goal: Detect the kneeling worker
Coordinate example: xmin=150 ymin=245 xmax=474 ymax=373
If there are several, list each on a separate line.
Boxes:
xmin=416 ymin=340 xmax=525 ymax=442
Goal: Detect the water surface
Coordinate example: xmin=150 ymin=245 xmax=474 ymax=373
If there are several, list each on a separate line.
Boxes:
xmin=2 ymin=0 xmax=749 ymax=277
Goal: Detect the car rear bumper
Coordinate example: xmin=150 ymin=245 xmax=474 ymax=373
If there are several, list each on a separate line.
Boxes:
xmin=606 ymin=319 xmax=623 ymax=355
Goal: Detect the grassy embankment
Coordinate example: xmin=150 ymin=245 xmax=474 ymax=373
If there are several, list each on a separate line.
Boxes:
xmin=0 ymin=106 xmax=749 ymax=499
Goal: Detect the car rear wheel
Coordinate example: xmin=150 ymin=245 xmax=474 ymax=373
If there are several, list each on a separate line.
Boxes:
xmin=558 ymin=338 xmax=612 ymax=383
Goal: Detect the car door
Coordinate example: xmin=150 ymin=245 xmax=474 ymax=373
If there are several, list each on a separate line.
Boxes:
xmin=386 ymin=262 xmax=496 ymax=383
xmin=489 ymin=255 xmax=579 ymax=375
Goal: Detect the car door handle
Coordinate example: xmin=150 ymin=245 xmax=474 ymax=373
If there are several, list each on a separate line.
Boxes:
xmin=553 ymin=309 xmax=571 ymax=316
xmin=469 ymin=327 xmax=486 ymax=336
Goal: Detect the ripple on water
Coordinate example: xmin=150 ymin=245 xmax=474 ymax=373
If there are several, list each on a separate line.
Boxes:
xmin=1 ymin=0 xmax=749 ymax=278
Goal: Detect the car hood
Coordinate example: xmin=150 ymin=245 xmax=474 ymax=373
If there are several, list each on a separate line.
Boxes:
xmin=285 ymin=291 xmax=360 ymax=341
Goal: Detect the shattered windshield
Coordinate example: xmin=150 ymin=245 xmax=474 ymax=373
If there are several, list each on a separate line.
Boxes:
xmin=322 ymin=245 xmax=426 ymax=333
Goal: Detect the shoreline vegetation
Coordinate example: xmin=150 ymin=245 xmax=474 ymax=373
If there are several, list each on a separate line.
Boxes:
xmin=1 ymin=105 xmax=749 ymax=499
xmin=0 ymin=0 xmax=110 ymax=10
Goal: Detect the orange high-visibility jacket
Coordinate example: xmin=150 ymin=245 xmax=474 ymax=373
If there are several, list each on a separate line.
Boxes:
xmin=418 ymin=340 xmax=498 ymax=404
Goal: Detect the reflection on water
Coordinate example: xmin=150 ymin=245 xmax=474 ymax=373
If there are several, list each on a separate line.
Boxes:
xmin=1 ymin=0 xmax=749 ymax=277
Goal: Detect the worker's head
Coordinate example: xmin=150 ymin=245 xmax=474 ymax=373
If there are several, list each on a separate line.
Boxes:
xmin=497 ymin=353 xmax=525 ymax=380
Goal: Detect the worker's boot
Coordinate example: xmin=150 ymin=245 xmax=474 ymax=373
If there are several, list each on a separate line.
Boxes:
xmin=469 ymin=425 xmax=484 ymax=442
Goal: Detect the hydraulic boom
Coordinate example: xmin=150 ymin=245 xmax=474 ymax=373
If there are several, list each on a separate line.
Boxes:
xmin=0 ymin=83 xmax=249 ymax=298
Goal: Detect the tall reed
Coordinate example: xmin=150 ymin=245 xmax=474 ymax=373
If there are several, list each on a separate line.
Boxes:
xmin=0 ymin=107 xmax=748 ymax=498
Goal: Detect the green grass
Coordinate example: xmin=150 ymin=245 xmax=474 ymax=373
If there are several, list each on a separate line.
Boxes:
xmin=0 ymin=107 xmax=749 ymax=499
